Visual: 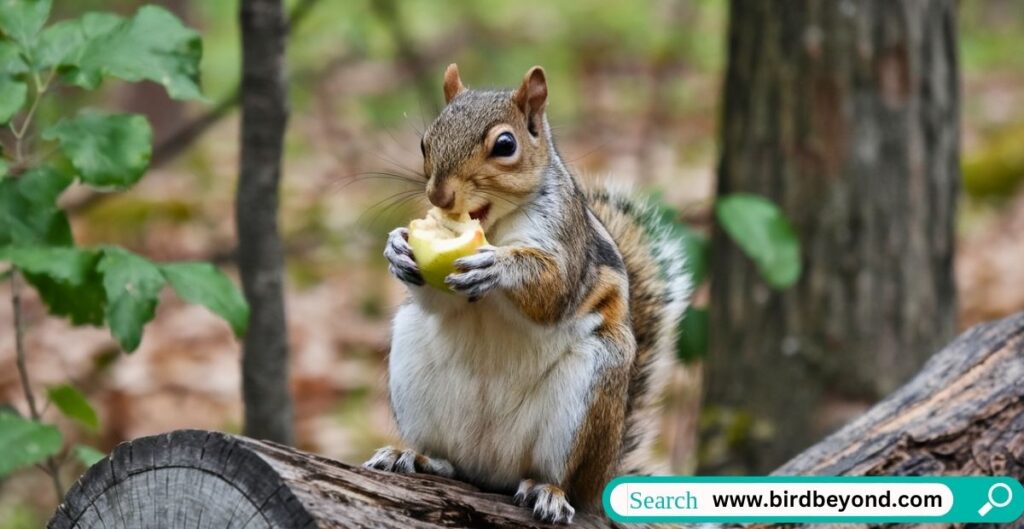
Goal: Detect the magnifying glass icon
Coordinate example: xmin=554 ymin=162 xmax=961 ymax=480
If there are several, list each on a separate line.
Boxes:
xmin=978 ymin=483 xmax=1013 ymax=517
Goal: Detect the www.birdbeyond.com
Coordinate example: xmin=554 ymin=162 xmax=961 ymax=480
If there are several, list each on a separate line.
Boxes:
xmin=603 ymin=477 xmax=1024 ymax=524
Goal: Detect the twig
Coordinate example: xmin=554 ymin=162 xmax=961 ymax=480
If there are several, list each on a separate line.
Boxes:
xmin=8 ymin=70 xmax=44 ymax=418
xmin=10 ymin=269 xmax=65 ymax=499
xmin=8 ymin=68 xmax=53 ymax=167
xmin=12 ymin=270 xmax=39 ymax=421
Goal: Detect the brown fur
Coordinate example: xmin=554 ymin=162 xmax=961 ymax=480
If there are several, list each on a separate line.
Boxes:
xmin=577 ymin=267 xmax=633 ymax=345
xmin=586 ymin=191 xmax=679 ymax=474
xmin=502 ymin=247 xmax=568 ymax=324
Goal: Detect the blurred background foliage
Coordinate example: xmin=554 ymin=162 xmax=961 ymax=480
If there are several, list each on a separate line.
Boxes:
xmin=2 ymin=0 xmax=1024 ymax=526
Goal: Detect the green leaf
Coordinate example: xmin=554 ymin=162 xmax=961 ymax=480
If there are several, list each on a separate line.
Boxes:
xmin=1 ymin=245 xmax=106 ymax=325
xmin=676 ymin=306 xmax=708 ymax=363
xmin=0 ymin=167 xmax=74 ymax=246
xmin=0 ymin=0 xmax=51 ymax=49
xmin=73 ymin=444 xmax=105 ymax=467
xmin=46 ymin=384 xmax=98 ymax=430
xmin=69 ymin=6 xmax=203 ymax=100
xmin=0 ymin=41 xmax=28 ymax=74
xmin=27 ymin=268 xmax=106 ymax=325
xmin=34 ymin=17 xmax=81 ymax=69
xmin=161 ymin=262 xmax=249 ymax=337
xmin=0 ymin=77 xmax=26 ymax=124
xmin=43 ymin=112 xmax=152 ymax=189
xmin=79 ymin=12 xmax=122 ymax=38
xmin=36 ymin=12 xmax=121 ymax=75
xmin=2 ymin=245 xmax=94 ymax=283
xmin=715 ymin=193 xmax=802 ymax=289
xmin=98 ymin=247 xmax=165 ymax=352
xmin=0 ymin=411 xmax=61 ymax=478
xmin=12 ymin=165 xmax=70 ymax=204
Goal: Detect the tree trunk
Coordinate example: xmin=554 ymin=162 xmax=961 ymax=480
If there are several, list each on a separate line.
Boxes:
xmin=50 ymin=313 xmax=1024 ymax=529
xmin=706 ymin=0 xmax=960 ymax=474
xmin=236 ymin=0 xmax=294 ymax=444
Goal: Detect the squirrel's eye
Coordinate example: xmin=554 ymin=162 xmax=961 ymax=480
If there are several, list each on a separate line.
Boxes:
xmin=490 ymin=132 xmax=517 ymax=158
xmin=420 ymin=138 xmax=426 ymax=157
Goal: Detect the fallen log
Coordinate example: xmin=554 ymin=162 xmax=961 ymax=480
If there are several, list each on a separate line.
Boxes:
xmin=48 ymin=312 xmax=1024 ymax=528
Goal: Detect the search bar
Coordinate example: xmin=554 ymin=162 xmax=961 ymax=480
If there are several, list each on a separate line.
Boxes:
xmin=603 ymin=476 xmax=1024 ymax=524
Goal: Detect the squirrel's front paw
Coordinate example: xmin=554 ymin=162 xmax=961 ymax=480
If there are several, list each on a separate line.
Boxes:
xmin=446 ymin=246 xmax=499 ymax=300
xmin=384 ymin=227 xmax=425 ymax=287
xmin=514 ymin=479 xmax=575 ymax=524
xmin=363 ymin=446 xmax=454 ymax=477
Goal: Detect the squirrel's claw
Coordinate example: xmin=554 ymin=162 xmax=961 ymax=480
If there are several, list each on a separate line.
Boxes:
xmin=453 ymin=246 xmax=497 ymax=270
xmin=447 ymin=246 xmax=500 ymax=298
xmin=363 ymin=445 xmax=400 ymax=470
xmin=384 ymin=227 xmax=424 ymax=286
xmin=514 ymin=479 xmax=575 ymax=524
xmin=363 ymin=446 xmax=455 ymax=478
xmin=445 ymin=268 xmax=499 ymax=298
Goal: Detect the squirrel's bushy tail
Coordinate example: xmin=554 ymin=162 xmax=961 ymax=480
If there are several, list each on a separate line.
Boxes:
xmin=586 ymin=185 xmax=692 ymax=474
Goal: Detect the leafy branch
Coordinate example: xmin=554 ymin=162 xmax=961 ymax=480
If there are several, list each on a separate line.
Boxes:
xmin=0 ymin=0 xmax=248 ymax=501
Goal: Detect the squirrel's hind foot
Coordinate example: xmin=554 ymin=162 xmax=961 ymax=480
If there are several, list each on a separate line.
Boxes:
xmin=514 ymin=479 xmax=575 ymax=524
xmin=362 ymin=446 xmax=455 ymax=478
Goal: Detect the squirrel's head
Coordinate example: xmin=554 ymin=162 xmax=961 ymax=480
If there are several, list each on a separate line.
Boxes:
xmin=421 ymin=64 xmax=550 ymax=229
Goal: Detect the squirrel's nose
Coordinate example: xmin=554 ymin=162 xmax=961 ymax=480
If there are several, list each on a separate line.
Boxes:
xmin=428 ymin=186 xmax=455 ymax=210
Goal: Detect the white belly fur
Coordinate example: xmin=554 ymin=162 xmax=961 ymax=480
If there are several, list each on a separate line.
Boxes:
xmin=389 ymin=293 xmax=599 ymax=491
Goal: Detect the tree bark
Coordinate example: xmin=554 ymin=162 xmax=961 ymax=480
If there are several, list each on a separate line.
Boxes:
xmin=237 ymin=0 xmax=294 ymax=444
xmin=706 ymin=0 xmax=960 ymax=473
xmin=49 ymin=313 xmax=1024 ymax=529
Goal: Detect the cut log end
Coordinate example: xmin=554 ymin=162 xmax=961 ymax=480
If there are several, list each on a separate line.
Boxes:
xmin=49 ymin=313 xmax=1024 ymax=528
xmin=48 ymin=430 xmax=315 ymax=529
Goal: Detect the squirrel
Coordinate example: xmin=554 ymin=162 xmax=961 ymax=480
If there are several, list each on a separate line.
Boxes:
xmin=364 ymin=64 xmax=691 ymax=524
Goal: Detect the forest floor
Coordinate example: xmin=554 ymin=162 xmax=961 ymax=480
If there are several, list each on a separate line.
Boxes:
xmin=2 ymin=52 xmax=1024 ymax=529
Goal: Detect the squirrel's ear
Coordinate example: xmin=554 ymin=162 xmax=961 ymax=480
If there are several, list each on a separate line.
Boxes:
xmin=514 ymin=66 xmax=547 ymax=136
xmin=443 ymin=63 xmax=466 ymax=104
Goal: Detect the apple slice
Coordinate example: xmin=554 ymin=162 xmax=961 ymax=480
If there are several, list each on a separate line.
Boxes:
xmin=407 ymin=208 xmax=488 ymax=291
